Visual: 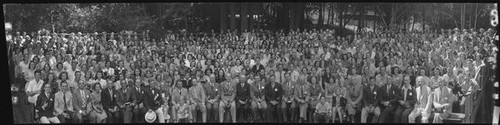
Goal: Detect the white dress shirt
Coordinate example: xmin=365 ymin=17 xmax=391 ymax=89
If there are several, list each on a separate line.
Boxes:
xmin=26 ymin=79 xmax=44 ymax=105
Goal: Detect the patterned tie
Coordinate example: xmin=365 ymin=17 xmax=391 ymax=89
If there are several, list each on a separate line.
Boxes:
xmin=63 ymin=92 xmax=67 ymax=110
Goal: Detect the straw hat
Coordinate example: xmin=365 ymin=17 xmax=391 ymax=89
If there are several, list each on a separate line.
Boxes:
xmin=144 ymin=111 xmax=157 ymax=123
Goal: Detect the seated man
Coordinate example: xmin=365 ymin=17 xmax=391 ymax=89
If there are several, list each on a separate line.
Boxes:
xmin=189 ymin=78 xmax=207 ymax=123
xmin=281 ymin=73 xmax=297 ymax=123
xmin=145 ymin=81 xmax=165 ymax=123
xmin=378 ymin=76 xmax=399 ymax=123
xmin=361 ymin=77 xmax=381 ymax=123
xmin=36 ymin=83 xmax=61 ymax=123
xmin=432 ymin=77 xmax=460 ymax=123
xmin=101 ymin=80 xmax=119 ymax=123
xmin=171 ymin=80 xmax=189 ymax=122
xmin=236 ymin=74 xmax=252 ymax=122
xmin=265 ymin=75 xmax=283 ymax=123
xmin=408 ymin=72 xmax=433 ymax=123
xmin=72 ymin=81 xmax=91 ymax=123
xmin=251 ymin=74 xmax=268 ymax=122
xmin=293 ymin=76 xmax=309 ymax=123
xmin=204 ymin=74 xmax=221 ymax=123
xmin=314 ymin=95 xmax=331 ymax=123
xmin=394 ymin=75 xmax=416 ymax=123
xmin=219 ymin=74 xmax=236 ymax=123
xmin=54 ymin=81 xmax=79 ymax=123
xmin=116 ymin=80 xmax=134 ymax=123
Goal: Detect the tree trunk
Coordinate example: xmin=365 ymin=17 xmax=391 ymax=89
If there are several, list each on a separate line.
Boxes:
xmin=474 ymin=3 xmax=478 ymax=29
xmin=422 ymin=3 xmax=426 ymax=31
xmin=319 ymin=3 xmax=323 ymax=26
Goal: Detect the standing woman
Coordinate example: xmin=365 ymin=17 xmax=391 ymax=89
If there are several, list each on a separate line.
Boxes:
xmin=88 ymin=83 xmax=108 ymax=123
xmin=25 ymin=61 xmax=37 ymax=82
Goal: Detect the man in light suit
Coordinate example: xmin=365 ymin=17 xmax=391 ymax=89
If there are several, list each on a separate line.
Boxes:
xmin=219 ymin=74 xmax=237 ymax=123
xmin=204 ymin=74 xmax=221 ymax=123
xmin=408 ymin=76 xmax=433 ymax=123
xmin=189 ymin=78 xmax=206 ymax=123
xmin=54 ymin=81 xmax=79 ymax=123
xmin=432 ymin=77 xmax=460 ymax=123
xmin=116 ymin=80 xmax=133 ymax=123
xmin=72 ymin=81 xmax=91 ymax=123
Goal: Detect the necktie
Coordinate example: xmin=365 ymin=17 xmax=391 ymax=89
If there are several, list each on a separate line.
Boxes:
xmin=63 ymin=92 xmax=67 ymax=110
xmin=110 ymin=89 xmax=113 ymax=102
xmin=387 ymin=85 xmax=391 ymax=95
xmin=81 ymin=90 xmax=85 ymax=102
xmin=404 ymin=88 xmax=407 ymax=101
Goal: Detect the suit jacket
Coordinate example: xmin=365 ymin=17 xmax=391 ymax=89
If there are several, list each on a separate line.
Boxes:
xmin=251 ymin=81 xmax=267 ymax=101
xmin=101 ymin=88 xmax=118 ymax=111
xmin=36 ymin=92 xmax=56 ymax=117
xmin=294 ymin=83 xmax=310 ymax=102
xmin=144 ymin=87 xmax=163 ymax=110
xmin=251 ymin=64 xmax=265 ymax=75
xmin=433 ymin=87 xmax=455 ymax=114
xmin=203 ymin=82 xmax=221 ymax=101
xmin=415 ymin=85 xmax=431 ymax=109
xmin=72 ymin=89 xmax=91 ymax=112
xmin=265 ymin=82 xmax=283 ymax=103
xmin=282 ymin=81 xmax=295 ymax=102
xmin=379 ymin=84 xmax=400 ymax=107
xmin=131 ymin=86 xmax=146 ymax=106
xmin=116 ymin=87 xmax=133 ymax=110
xmin=236 ymin=82 xmax=251 ymax=103
xmin=220 ymin=80 xmax=236 ymax=102
xmin=171 ymin=87 xmax=189 ymax=105
xmin=54 ymin=91 xmax=74 ymax=114
xmin=189 ymin=84 xmax=206 ymax=104
xmin=396 ymin=86 xmax=417 ymax=108
xmin=363 ymin=85 xmax=380 ymax=107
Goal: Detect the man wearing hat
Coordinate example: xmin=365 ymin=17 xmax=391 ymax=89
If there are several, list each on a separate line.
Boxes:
xmin=144 ymin=80 xmax=164 ymax=123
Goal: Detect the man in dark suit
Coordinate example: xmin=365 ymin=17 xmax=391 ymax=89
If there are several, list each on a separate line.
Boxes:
xmin=101 ymin=79 xmax=119 ymax=123
xmin=265 ymin=75 xmax=283 ymax=122
xmin=235 ymin=74 xmax=252 ymax=122
xmin=144 ymin=80 xmax=165 ymax=123
xmin=394 ymin=75 xmax=417 ymax=123
xmin=131 ymin=78 xmax=147 ymax=123
xmin=361 ymin=77 xmax=381 ymax=123
xmin=72 ymin=81 xmax=91 ymax=123
xmin=251 ymin=58 xmax=265 ymax=76
xmin=116 ymin=80 xmax=133 ymax=123
xmin=378 ymin=76 xmax=400 ymax=123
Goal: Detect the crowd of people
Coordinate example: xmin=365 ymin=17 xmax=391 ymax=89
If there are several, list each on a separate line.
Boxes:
xmin=8 ymin=27 xmax=498 ymax=123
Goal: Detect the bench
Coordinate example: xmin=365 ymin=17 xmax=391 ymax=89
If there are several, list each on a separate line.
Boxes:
xmin=443 ymin=113 xmax=465 ymax=123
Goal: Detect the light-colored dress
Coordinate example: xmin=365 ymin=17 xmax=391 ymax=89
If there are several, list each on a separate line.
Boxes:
xmin=88 ymin=91 xmax=107 ymax=123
